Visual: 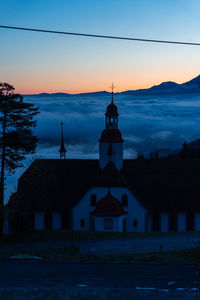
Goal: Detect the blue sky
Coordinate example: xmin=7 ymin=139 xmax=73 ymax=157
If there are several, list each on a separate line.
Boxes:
xmin=1 ymin=0 xmax=200 ymax=93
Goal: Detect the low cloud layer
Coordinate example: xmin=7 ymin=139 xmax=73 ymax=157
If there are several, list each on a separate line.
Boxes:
xmin=5 ymin=93 xmax=200 ymax=202
xmin=26 ymin=93 xmax=200 ymax=157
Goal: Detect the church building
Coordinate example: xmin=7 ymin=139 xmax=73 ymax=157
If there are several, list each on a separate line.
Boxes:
xmin=4 ymin=89 xmax=200 ymax=234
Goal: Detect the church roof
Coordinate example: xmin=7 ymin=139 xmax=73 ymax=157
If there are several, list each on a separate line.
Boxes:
xmin=122 ymin=159 xmax=200 ymax=212
xmin=99 ymin=129 xmax=123 ymax=143
xmin=92 ymin=189 xmax=127 ymax=217
xmin=6 ymin=158 xmax=200 ymax=213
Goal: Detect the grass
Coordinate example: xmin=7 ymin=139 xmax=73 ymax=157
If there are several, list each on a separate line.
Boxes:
xmin=1 ymin=245 xmax=200 ymax=264
xmin=80 ymin=248 xmax=200 ymax=264
xmin=1 ymin=230 xmax=200 ymax=243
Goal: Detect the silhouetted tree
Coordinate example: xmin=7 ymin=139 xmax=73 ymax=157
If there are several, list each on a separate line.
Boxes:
xmin=150 ymin=152 xmax=154 ymax=160
xmin=180 ymin=141 xmax=190 ymax=159
xmin=0 ymin=83 xmax=39 ymax=236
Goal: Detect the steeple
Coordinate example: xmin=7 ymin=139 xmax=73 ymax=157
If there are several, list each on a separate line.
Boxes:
xmin=105 ymin=84 xmax=118 ymax=129
xmin=59 ymin=122 xmax=67 ymax=159
xmin=99 ymin=84 xmax=123 ymax=170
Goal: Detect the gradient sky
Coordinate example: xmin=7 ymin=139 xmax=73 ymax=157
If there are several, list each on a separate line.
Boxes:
xmin=1 ymin=0 xmax=200 ymax=94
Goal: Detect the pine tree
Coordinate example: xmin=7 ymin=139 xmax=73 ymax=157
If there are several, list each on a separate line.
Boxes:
xmin=0 ymin=83 xmax=39 ymax=236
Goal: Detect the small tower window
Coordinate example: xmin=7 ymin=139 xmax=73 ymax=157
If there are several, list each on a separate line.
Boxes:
xmin=133 ymin=219 xmax=138 ymax=228
xmin=121 ymin=194 xmax=128 ymax=207
xmin=80 ymin=219 xmax=85 ymax=227
xmin=90 ymin=194 xmax=97 ymax=206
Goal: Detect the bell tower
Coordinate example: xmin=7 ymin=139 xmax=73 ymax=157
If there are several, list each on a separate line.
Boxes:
xmin=99 ymin=84 xmax=123 ymax=170
xmin=59 ymin=122 xmax=67 ymax=159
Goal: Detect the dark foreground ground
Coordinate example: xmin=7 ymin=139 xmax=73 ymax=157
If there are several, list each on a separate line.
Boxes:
xmin=0 ymin=261 xmax=200 ymax=299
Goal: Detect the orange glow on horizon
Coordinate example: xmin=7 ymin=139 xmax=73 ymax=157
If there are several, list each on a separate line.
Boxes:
xmin=12 ymin=72 xmax=200 ymax=95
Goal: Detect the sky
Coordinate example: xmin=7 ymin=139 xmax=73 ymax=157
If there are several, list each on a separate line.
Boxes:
xmin=1 ymin=0 xmax=200 ymax=94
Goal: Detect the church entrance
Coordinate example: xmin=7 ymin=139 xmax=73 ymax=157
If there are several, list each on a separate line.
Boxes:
xmin=123 ymin=219 xmax=127 ymax=232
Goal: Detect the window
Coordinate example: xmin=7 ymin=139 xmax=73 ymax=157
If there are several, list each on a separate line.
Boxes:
xmin=44 ymin=213 xmax=52 ymax=229
xmin=90 ymin=194 xmax=97 ymax=206
xmin=169 ymin=213 xmax=177 ymax=231
xmin=152 ymin=214 xmax=160 ymax=232
xmin=80 ymin=219 xmax=85 ymax=228
xmin=133 ymin=219 xmax=138 ymax=228
xmin=121 ymin=194 xmax=128 ymax=207
xmin=186 ymin=213 xmax=194 ymax=231
xmin=104 ymin=218 xmax=113 ymax=230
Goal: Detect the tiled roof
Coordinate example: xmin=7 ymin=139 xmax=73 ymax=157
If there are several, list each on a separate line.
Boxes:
xmin=6 ymin=158 xmax=200 ymax=213
xmin=92 ymin=190 xmax=127 ymax=217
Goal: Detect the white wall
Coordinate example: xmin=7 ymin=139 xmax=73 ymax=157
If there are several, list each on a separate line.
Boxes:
xmin=72 ymin=187 xmax=147 ymax=232
xmin=34 ymin=212 xmax=44 ymax=230
xmin=99 ymin=142 xmax=123 ymax=170
xmin=52 ymin=213 xmax=61 ymax=230
xmin=195 ymin=213 xmax=200 ymax=231
xmin=161 ymin=213 xmax=169 ymax=232
xmin=177 ymin=212 xmax=186 ymax=232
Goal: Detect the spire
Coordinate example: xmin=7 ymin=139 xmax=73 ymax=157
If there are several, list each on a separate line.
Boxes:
xmin=59 ymin=121 xmax=67 ymax=159
xmin=110 ymin=83 xmax=115 ymax=104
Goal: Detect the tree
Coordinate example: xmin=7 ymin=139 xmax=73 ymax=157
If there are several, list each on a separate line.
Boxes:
xmin=180 ymin=141 xmax=190 ymax=159
xmin=0 ymin=83 xmax=39 ymax=236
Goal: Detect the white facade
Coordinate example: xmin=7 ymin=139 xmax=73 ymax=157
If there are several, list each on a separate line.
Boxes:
xmin=195 ymin=213 xmax=200 ymax=231
xmin=177 ymin=212 xmax=186 ymax=232
xmin=161 ymin=213 xmax=169 ymax=232
xmin=34 ymin=212 xmax=44 ymax=230
xmin=99 ymin=142 xmax=123 ymax=170
xmin=52 ymin=213 xmax=61 ymax=230
xmin=72 ymin=187 xmax=147 ymax=232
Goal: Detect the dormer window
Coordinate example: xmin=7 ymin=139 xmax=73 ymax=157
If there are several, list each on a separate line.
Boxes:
xmin=121 ymin=194 xmax=128 ymax=207
xmin=90 ymin=194 xmax=97 ymax=206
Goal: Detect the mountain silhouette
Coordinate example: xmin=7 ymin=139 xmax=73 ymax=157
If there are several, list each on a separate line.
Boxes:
xmin=24 ymin=74 xmax=200 ymax=97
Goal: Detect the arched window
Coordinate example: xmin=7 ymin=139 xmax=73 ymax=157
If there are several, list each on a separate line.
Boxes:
xmin=133 ymin=219 xmax=138 ymax=228
xmin=121 ymin=194 xmax=128 ymax=207
xmin=90 ymin=194 xmax=97 ymax=206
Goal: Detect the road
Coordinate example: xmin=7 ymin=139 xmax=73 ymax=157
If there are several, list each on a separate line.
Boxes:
xmin=0 ymin=261 xmax=199 ymax=289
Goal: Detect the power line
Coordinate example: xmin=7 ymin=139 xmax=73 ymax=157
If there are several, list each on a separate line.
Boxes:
xmin=0 ymin=25 xmax=200 ymax=46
